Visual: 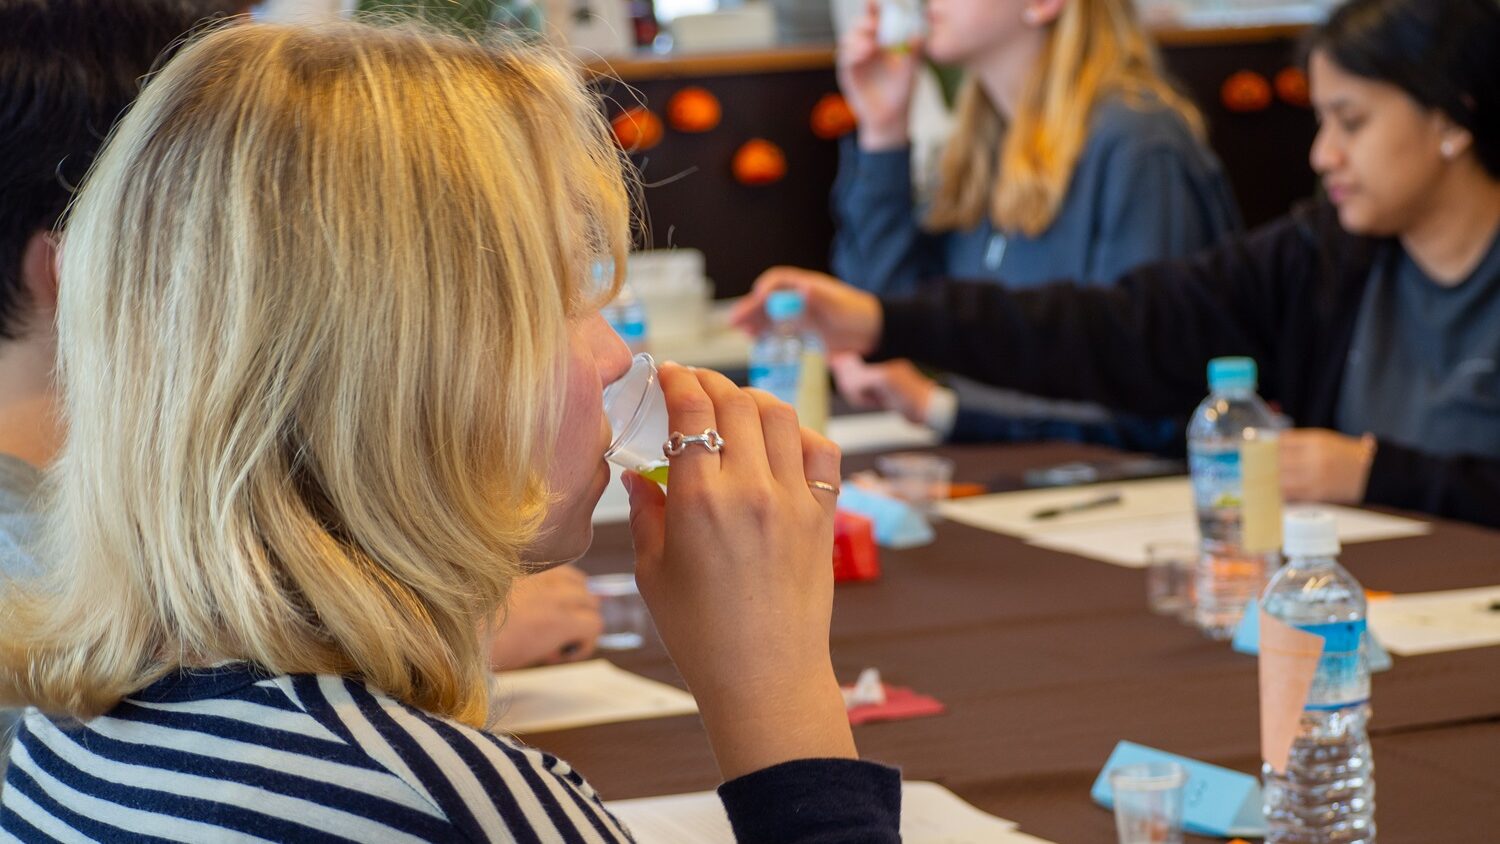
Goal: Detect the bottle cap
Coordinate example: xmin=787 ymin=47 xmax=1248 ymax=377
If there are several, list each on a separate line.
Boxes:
xmin=1283 ymin=508 xmax=1340 ymax=557
xmin=1207 ymin=357 xmax=1257 ymax=392
xmin=765 ymin=290 xmax=806 ymax=322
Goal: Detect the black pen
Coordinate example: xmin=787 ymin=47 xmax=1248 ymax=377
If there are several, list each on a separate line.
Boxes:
xmin=1031 ymin=491 xmax=1124 ymax=520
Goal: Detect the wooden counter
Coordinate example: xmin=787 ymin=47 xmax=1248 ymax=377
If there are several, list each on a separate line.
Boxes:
xmin=588 ymin=17 xmax=1315 ymax=81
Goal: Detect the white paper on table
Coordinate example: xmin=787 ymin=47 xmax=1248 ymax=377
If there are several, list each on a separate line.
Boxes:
xmin=936 ymin=477 xmax=1432 ymax=568
xmin=605 ymin=781 xmax=1047 ymax=844
xmin=1367 ymin=586 xmax=1500 ymax=655
xmin=1025 ymin=511 xmax=1198 ymax=568
xmin=490 ymin=660 xmax=697 ymax=734
xmin=1022 ymin=505 xmax=1431 ymax=568
xmin=935 ymin=477 xmax=1194 ymax=540
xmin=826 ymin=411 xmax=941 ymax=455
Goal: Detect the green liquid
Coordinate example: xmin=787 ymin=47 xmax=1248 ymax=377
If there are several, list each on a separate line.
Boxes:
xmin=637 ymin=463 xmax=670 ymax=486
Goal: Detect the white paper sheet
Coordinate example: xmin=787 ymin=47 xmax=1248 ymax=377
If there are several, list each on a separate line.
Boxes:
xmin=490 ymin=660 xmax=697 ymax=734
xmin=605 ymin=781 xmax=1049 ymax=844
xmin=935 ymin=477 xmax=1194 ymax=539
xmin=826 ymin=411 xmax=941 ymax=455
xmin=937 ymin=478 xmax=1431 ymax=568
xmin=1367 ymin=586 xmax=1500 ymax=655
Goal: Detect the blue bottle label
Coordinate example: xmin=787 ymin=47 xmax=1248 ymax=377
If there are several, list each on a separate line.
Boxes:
xmin=749 ymin=361 xmax=800 ymax=406
xmin=1299 ymin=619 xmax=1370 ymax=711
xmin=1189 ymin=447 xmax=1243 ymax=511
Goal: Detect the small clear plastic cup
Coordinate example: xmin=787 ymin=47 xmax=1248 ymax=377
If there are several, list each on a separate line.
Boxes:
xmin=603 ymin=353 xmax=671 ymax=484
xmin=1145 ymin=541 xmax=1197 ymax=622
xmin=587 ymin=573 xmax=649 ymax=651
xmin=1110 ymin=762 xmax=1187 ymax=844
xmin=875 ymin=452 xmax=954 ymax=516
xmin=878 ymin=0 xmax=927 ymax=48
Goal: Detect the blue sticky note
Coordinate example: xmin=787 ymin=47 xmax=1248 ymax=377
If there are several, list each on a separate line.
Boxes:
xmin=1092 ymin=741 xmax=1266 ymax=838
xmin=1231 ymin=598 xmax=1262 ymax=655
xmin=1232 ymin=598 xmax=1393 ymax=671
xmin=835 ymin=485 xmax=934 ymax=549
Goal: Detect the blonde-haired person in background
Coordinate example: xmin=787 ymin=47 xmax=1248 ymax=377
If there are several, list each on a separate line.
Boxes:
xmin=0 ymin=21 xmax=898 ymax=841
xmin=829 ymin=0 xmax=1240 ymax=452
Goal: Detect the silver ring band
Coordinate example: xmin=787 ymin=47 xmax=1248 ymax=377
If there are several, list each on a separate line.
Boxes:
xmin=807 ymin=480 xmax=840 ymax=495
xmin=664 ymin=428 xmax=725 ymax=458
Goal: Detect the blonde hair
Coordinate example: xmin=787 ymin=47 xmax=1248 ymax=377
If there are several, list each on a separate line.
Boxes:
xmin=926 ymin=0 xmax=1205 ymax=236
xmin=0 ymin=21 xmax=631 ymax=728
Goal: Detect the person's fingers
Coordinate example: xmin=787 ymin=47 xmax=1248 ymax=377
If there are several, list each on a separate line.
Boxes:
xmin=727 ymin=297 xmax=769 ymax=335
xmin=832 ymin=365 xmax=887 ymax=410
xmin=833 ymin=374 xmax=880 ymax=410
xmin=658 ymin=362 xmax=721 ymax=482
xmin=565 ymin=637 xmax=597 ymax=662
xmin=800 ymin=428 xmax=842 ymax=515
xmin=624 ymin=472 xmax=667 ymax=568
xmin=746 ymin=388 xmax=805 ymax=486
xmin=728 ymin=267 xmax=811 ymax=333
xmin=694 ymin=368 xmax=770 ymax=479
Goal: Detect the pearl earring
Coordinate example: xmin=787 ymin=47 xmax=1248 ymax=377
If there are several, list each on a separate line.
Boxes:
xmin=1440 ymin=139 xmax=1458 ymax=159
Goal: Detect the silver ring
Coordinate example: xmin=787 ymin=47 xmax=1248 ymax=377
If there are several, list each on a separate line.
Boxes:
xmin=664 ymin=428 xmax=725 ymax=458
xmin=807 ymin=480 xmax=840 ymax=495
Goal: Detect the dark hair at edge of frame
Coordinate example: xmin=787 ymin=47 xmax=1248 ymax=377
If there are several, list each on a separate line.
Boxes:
xmin=0 ymin=0 xmax=245 ymax=342
xmin=1302 ymin=0 xmax=1500 ymax=180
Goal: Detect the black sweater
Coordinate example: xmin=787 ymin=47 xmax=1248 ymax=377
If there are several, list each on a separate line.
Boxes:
xmin=874 ymin=201 xmax=1500 ymax=529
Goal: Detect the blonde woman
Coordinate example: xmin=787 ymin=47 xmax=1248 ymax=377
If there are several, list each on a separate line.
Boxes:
xmin=737 ymin=0 xmax=1500 ymax=528
xmin=830 ymin=0 xmax=1240 ymax=450
xmin=0 ymin=22 xmax=899 ymax=841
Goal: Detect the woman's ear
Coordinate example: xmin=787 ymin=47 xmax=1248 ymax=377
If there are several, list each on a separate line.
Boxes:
xmin=20 ymin=230 xmax=61 ymax=316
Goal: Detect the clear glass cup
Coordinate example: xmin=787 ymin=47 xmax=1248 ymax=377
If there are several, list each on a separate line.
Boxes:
xmin=587 ymin=573 xmax=650 ymax=651
xmin=1145 ymin=541 xmax=1198 ymax=622
xmin=875 ymin=452 xmax=954 ymax=516
xmin=603 ymin=353 xmax=671 ymax=484
xmin=1110 ymin=762 xmax=1187 ymax=844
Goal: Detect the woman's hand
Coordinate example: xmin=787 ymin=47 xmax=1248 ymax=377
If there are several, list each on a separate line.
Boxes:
xmin=624 ymin=363 xmax=854 ymax=781
xmin=838 ymin=0 xmax=922 ymax=151
xmin=728 ymin=266 xmax=883 ymax=356
xmin=1279 ymin=428 xmax=1376 ymax=505
xmin=830 ymin=354 xmax=937 ymax=425
xmin=486 ymin=565 xmax=602 ymax=670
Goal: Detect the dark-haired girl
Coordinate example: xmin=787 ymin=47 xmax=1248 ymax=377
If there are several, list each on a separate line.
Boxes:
xmin=735 ymin=0 xmax=1500 ymax=527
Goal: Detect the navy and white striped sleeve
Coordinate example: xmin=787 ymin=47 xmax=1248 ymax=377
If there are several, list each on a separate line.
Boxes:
xmin=333 ymin=679 xmax=635 ymax=843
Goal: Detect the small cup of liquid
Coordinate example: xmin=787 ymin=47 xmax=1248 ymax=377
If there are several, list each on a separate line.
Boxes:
xmin=603 ymin=353 xmax=671 ymax=484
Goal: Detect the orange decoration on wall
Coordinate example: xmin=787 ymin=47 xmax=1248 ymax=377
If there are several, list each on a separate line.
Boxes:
xmin=1221 ymin=70 xmax=1273 ymax=113
xmin=810 ymin=93 xmax=857 ymax=140
xmin=733 ymin=139 xmax=787 ymax=186
xmin=611 ymin=106 xmax=664 ymax=152
xmin=1274 ymin=66 xmax=1310 ymax=108
xmin=667 ymin=87 xmax=722 ymax=133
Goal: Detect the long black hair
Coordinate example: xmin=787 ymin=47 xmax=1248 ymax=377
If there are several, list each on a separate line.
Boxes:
xmin=1307 ymin=0 xmax=1500 ymax=178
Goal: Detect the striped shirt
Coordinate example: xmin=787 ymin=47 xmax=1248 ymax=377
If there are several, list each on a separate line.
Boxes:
xmin=0 ymin=664 xmax=634 ymax=842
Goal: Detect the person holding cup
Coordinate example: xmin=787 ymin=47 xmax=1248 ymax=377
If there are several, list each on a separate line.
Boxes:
xmin=828 ymin=0 xmax=1240 ymax=453
xmin=733 ymin=0 xmax=1500 ymax=530
xmin=0 ymin=21 xmax=897 ymax=841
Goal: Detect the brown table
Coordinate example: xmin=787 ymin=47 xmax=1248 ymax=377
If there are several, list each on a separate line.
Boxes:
xmin=533 ymin=444 xmax=1500 ymax=843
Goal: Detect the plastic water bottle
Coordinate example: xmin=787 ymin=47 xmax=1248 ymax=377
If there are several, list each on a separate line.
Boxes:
xmin=1188 ymin=357 xmax=1283 ymax=639
xmin=599 ymin=263 xmax=650 ymax=355
xmin=1260 ymin=509 xmax=1375 ymax=843
xmin=749 ymin=290 xmax=829 ymax=433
